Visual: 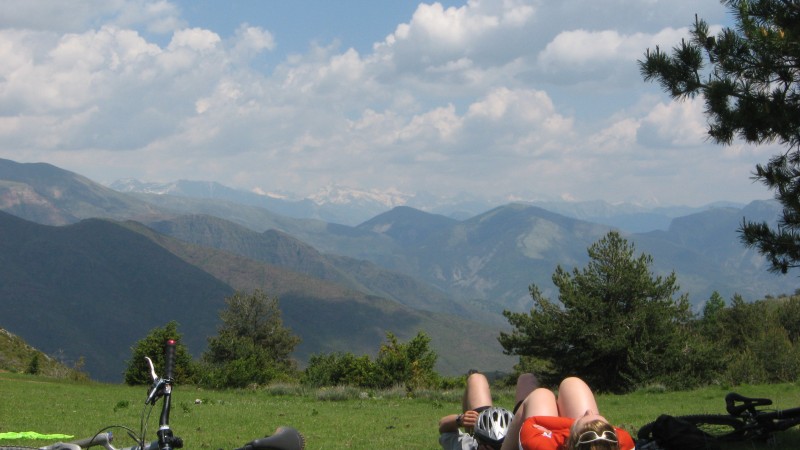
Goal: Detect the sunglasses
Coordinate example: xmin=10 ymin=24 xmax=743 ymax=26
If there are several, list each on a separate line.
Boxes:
xmin=576 ymin=430 xmax=618 ymax=446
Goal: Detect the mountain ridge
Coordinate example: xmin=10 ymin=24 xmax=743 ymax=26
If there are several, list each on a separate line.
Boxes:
xmin=0 ymin=211 xmax=512 ymax=381
xmin=109 ymin=176 xmax=740 ymax=231
xmin=0 ymin=158 xmax=794 ymax=382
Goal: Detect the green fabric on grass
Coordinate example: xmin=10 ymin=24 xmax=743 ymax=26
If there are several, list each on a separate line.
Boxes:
xmin=0 ymin=431 xmax=74 ymax=440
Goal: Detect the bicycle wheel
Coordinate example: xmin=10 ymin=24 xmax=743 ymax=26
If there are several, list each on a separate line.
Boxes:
xmin=638 ymin=414 xmax=746 ymax=442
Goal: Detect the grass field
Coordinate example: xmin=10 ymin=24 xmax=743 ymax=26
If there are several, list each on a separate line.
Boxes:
xmin=2 ymin=373 xmax=800 ymax=449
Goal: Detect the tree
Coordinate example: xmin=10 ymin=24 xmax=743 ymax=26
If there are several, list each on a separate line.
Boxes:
xmin=26 ymin=354 xmax=40 ymax=375
xmin=639 ymin=0 xmax=800 ymax=273
xmin=124 ymin=321 xmax=197 ymax=385
xmin=499 ymin=231 xmax=694 ymax=392
xmin=201 ymin=290 xmax=300 ymax=388
xmin=777 ymin=295 xmax=800 ymax=343
xmin=699 ymin=291 xmax=727 ymax=339
xmin=375 ymin=331 xmax=439 ymax=390
xmin=710 ymin=295 xmax=800 ymax=384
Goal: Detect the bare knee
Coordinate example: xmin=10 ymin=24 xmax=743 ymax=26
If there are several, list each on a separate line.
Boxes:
xmin=517 ymin=373 xmax=539 ymax=390
xmin=514 ymin=373 xmax=540 ymax=404
xmin=464 ymin=372 xmax=492 ymax=410
xmin=521 ymin=388 xmax=558 ymax=418
xmin=559 ymin=376 xmax=589 ymax=392
xmin=557 ymin=377 xmax=598 ymax=418
xmin=467 ymin=372 xmax=490 ymax=392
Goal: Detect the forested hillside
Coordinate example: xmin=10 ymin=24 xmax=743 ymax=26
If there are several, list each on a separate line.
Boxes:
xmin=0 ymin=211 xmax=512 ymax=381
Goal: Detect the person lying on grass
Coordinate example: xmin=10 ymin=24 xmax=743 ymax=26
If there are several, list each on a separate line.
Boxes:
xmin=514 ymin=377 xmax=635 ymax=450
xmin=438 ymin=371 xmax=538 ymax=450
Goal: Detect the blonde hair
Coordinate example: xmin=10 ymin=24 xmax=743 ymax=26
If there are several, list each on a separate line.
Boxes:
xmin=567 ymin=419 xmax=620 ymax=450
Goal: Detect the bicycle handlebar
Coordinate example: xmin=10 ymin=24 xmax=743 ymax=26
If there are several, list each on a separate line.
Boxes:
xmin=163 ymin=340 xmax=176 ymax=382
xmin=156 ymin=340 xmax=177 ymax=450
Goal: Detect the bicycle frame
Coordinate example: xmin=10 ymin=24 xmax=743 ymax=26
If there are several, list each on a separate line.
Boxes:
xmin=638 ymin=392 xmax=800 ymax=446
xmin=726 ymin=392 xmax=800 ymax=438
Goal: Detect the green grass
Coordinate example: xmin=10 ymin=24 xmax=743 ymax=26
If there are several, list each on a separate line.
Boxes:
xmin=2 ymin=373 xmax=800 ymax=449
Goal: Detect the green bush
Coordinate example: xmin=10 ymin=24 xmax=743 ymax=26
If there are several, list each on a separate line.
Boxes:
xmin=751 ymin=325 xmax=800 ymax=383
xmin=300 ymin=332 xmax=440 ymax=391
xmin=302 ymin=352 xmax=378 ymax=388
xmin=200 ymin=339 xmax=297 ymax=389
xmin=724 ymin=348 xmax=768 ymax=385
xmin=375 ymin=332 xmax=439 ymax=390
xmin=26 ymin=354 xmax=40 ymax=375
xmin=705 ymin=295 xmax=800 ymax=387
xmin=124 ymin=321 xmax=198 ymax=385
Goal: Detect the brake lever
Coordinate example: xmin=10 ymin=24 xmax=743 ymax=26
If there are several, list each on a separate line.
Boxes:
xmin=144 ymin=356 xmax=164 ymax=405
xmin=145 ymin=357 xmax=158 ymax=381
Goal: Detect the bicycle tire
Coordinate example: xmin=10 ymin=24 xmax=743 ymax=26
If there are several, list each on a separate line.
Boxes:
xmin=638 ymin=414 xmax=746 ymax=442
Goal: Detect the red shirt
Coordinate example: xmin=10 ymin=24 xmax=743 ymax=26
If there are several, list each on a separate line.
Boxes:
xmin=518 ymin=416 xmax=635 ymax=450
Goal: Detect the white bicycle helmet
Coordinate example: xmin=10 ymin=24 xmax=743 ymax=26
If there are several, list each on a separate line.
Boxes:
xmin=474 ymin=406 xmax=513 ymax=447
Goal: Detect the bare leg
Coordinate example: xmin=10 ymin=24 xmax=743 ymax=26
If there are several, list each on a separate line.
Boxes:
xmin=500 ymin=381 xmax=555 ymax=450
xmin=520 ymin=388 xmax=559 ymax=417
xmin=462 ymin=372 xmax=493 ymax=412
xmin=514 ymin=373 xmax=540 ymax=407
xmin=556 ymin=377 xmax=600 ymax=419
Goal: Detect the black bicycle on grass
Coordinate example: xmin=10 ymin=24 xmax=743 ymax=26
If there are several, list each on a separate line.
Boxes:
xmin=637 ymin=392 xmax=800 ymax=446
xmin=0 ymin=340 xmax=304 ymax=450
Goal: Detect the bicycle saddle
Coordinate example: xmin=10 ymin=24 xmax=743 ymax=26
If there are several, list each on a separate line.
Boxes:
xmin=233 ymin=426 xmax=305 ymax=450
xmin=725 ymin=392 xmax=773 ymax=416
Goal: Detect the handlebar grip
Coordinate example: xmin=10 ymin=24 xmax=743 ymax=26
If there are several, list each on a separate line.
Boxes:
xmin=164 ymin=339 xmax=176 ymax=381
xmin=236 ymin=427 xmax=305 ymax=450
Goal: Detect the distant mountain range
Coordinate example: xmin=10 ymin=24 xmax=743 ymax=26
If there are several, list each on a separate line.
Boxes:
xmin=109 ymin=178 xmax=496 ymax=225
xmin=0 ymin=157 xmax=793 ymax=382
xmin=109 ymin=178 xmax=727 ymax=232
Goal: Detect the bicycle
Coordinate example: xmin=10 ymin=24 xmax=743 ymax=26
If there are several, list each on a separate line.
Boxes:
xmin=637 ymin=391 xmax=800 ymax=447
xmin=0 ymin=340 xmax=305 ymax=450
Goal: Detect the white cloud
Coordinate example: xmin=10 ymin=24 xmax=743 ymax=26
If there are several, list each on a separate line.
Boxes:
xmin=399 ymin=104 xmax=462 ymax=143
xmin=167 ymin=27 xmax=220 ymax=51
xmin=230 ymin=25 xmax=275 ymax=61
xmin=0 ymin=0 xmax=184 ymax=34
xmin=535 ymin=26 xmax=692 ymax=88
xmin=638 ymin=98 xmax=709 ymax=148
xmin=116 ymin=0 xmax=183 ymax=34
xmin=468 ymin=87 xmax=554 ymax=122
xmin=374 ymin=0 xmax=535 ymax=83
xmin=589 ymin=118 xmax=639 ymax=155
xmin=0 ymin=0 xmax=773 ymax=207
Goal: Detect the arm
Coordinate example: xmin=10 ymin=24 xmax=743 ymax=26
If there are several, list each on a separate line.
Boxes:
xmin=439 ymin=410 xmax=480 ymax=434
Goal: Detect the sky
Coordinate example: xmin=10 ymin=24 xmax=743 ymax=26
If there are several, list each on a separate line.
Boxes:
xmin=0 ymin=0 xmax=779 ymax=207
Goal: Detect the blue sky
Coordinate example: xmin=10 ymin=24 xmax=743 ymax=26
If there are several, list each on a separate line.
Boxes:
xmin=0 ymin=1 xmax=774 ymax=208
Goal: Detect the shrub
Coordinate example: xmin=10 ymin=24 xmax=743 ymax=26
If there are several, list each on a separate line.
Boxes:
xmin=302 ymin=352 xmax=378 ymax=388
xmin=26 ymin=354 xmax=40 ymax=375
xmin=316 ymin=385 xmax=364 ymax=402
xmin=124 ymin=321 xmax=197 ymax=385
xmin=375 ymin=332 xmax=439 ymax=390
xmin=301 ymin=332 xmax=441 ymax=391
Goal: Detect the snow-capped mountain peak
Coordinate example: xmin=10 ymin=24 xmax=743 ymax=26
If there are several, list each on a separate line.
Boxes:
xmin=308 ymin=185 xmax=413 ymax=207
